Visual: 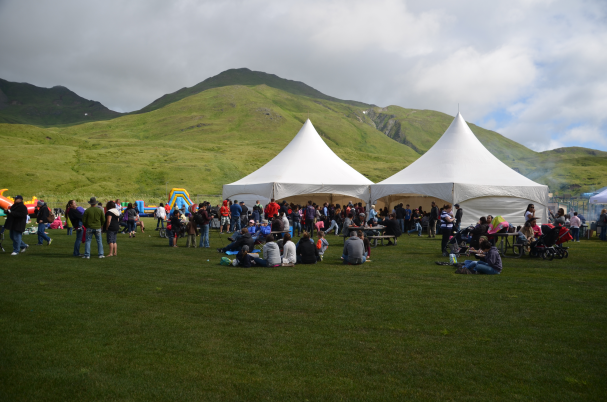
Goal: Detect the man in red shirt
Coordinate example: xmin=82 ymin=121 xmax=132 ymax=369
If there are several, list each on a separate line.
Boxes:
xmin=265 ymin=198 xmax=280 ymax=220
xmin=219 ymin=200 xmax=231 ymax=233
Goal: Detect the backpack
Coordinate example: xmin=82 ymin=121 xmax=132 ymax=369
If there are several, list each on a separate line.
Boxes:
xmin=46 ymin=207 xmax=55 ymax=223
xmin=220 ymin=257 xmax=232 ymax=266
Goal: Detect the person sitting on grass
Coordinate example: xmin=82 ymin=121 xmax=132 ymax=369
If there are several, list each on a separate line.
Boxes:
xmin=236 ymin=245 xmax=256 ymax=268
xmin=218 ymin=228 xmax=254 ymax=254
xmin=316 ymin=231 xmax=329 ymax=260
xmin=282 ymin=233 xmax=296 ymax=265
xmin=342 ymin=231 xmax=366 ymax=265
xmin=258 ymin=234 xmax=281 ymax=267
xmin=383 ymin=213 xmax=401 ymax=246
xmin=467 ymin=239 xmax=503 ymax=275
xmin=296 ymin=231 xmax=319 ymax=264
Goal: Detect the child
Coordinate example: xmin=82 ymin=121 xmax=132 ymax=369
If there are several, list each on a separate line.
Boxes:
xmin=316 ymin=231 xmax=329 ymax=260
xmin=185 ymin=215 xmax=198 ymax=248
xmin=357 ymin=230 xmax=371 ymax=261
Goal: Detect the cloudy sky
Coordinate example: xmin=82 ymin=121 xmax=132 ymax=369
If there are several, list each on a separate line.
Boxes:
xmin=1 ymin=0 xmax=606 ymax=151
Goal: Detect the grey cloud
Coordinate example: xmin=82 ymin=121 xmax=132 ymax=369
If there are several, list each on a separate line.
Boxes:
xmin=0 ymin=0 xmax=606 ymax=150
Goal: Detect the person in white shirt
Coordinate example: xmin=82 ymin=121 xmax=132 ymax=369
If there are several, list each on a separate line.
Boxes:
xmin=155 ymin=203 xmax=167 ymax=230
xmin=524 ymin=204 xmax=535 ymax=221
xmin=281 ymin=233 xmax=296 ymax=265
xmin=569 ymin=212 xmax=581 ymax=242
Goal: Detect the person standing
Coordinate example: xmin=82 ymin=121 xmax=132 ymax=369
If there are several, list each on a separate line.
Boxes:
xmin=239 ymin=201 xmax=249 ymax=228
xmin=404 ymin=204 xmax=412 ymax=231
xmin=35 ymin=200 xmax=53 ymax=246
xmin=304 ymin=201 xmax=316 ymax=235
xmin=440 ymin=204 xmax=455 ymax=255
xmin=569 ymin=212 xmax=581 ymax=242
xmin=454 ymin=204 xmax=463 ymax=232
xmin=5 ymin=195 xmax=29 ymax=255
xmin=429 ymin=201 xmax=439 ymax=238
xmin=170 ymin=210 xmax=183 ymax=247
xmin=598 ymin=209 xmax=607 ymax=241
xmin=254 ymin=200 xmax=264 ymax=220
xmin=230 ymin=199 xmax=242 ymax=232
xmin=219 ymin=200 xmax=231 ymax=233
xmin=125 ymin=203 xmax=138 ymax=238
xmin=67 ymin=200 xmax=84 ymax=256
xmin=104 ymin=201 xmax=120 ymax=257
xmin=395 ymin=203 xmax=405 ymax=234
xmin=197 ymin=204 xmax=211 ymax=248
xmin=82 ymin=197 xmax=105 ymax=259
xmin=524 ymin=204 xmax=535 ymax=222
xmin=265 ymin=198 xmax=280 ymax=220
xmin=185 ymin=215 xmax=198 ymax=248
xmin=155 ymin=203 xmax=166 ymax=230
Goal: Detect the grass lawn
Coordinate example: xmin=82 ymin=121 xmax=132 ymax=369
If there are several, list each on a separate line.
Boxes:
xmin=1 ymin=217 xmax=606 ymax=401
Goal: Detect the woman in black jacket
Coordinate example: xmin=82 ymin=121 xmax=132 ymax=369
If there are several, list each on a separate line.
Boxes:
xmin=296 ymin=232 xmax=319 ymax=264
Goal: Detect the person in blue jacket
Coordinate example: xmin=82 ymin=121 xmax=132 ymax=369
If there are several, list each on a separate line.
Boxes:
xmin=230 ymin=199 xmax=242 ymax=232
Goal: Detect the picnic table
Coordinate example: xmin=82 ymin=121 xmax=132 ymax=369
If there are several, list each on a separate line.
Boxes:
xmin=493 ymin=232 xmax=521 ymax=258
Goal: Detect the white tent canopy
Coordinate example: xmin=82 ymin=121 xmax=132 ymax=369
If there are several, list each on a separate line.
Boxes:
xmin=222 ymin=119 xmax=373 ymax=207
xmin=589 ymin=188 xmax=607 ymax=204
xmin=371 ymin=113 xmax=549 ymax=226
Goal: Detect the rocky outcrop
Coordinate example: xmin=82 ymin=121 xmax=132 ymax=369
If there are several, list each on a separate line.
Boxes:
xmin=365 ymin=108 xmax=424 ymax=154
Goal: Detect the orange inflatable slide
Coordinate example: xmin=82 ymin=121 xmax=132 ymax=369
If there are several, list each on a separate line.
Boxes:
xmin=0 ymin=189 xmax=38 ymax=215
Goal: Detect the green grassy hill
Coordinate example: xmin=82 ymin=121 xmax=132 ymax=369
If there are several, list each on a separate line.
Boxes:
xmin=0 ymin=78 xmax=121 ymax=126
xmin=1 ymin=72 xmax=605 ymax=202
xmin=0 ymin=84 xmax=417 ymax=202
xmin=134 ymin=68 xmax=372 ymax=114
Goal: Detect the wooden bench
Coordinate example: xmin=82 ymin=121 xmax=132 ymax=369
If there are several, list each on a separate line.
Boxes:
xmin=368 ymin=235 xmax=397 ymax=247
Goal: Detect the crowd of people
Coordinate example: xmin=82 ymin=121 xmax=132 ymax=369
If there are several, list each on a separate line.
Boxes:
xmin=2 ymin=195 xmax=602 ymax=276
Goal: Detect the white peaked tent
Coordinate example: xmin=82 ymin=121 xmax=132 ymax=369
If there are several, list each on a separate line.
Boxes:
xmin=589 ymin=188 xmax=607 ymax=204
xmin=371 ymin=113 xmax=549 ymax=226
xmin=222 ymin=119 xmax=373 ymax=207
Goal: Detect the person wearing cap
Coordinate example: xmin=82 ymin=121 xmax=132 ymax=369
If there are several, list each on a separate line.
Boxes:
xmin=5 ymin=195 xmax=29 ymax=255
xmin=454 ymin=204 xmax=463 ymax=232
xmin=82 ymin=197 xmax=106 ymax=259
xmin=35 ymin=200 xmax=53 ymax=246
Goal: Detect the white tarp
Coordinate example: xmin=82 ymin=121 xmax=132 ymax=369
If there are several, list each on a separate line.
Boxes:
xmin=371 ymin=113 xmax=550 ymax=225
xmin=222 ymin=119 xmax=373 ymax=206
xmin=589 ymin=188 xmax=607 ymax=204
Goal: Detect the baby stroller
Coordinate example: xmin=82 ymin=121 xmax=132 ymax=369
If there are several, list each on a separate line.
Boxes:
xmin=529 ymin=226 xmax=560 ymax=260
xmin=444 ymin=225 xmax=473 ymax=256
xmin=554 ymin=226 xmax=572 ymax=259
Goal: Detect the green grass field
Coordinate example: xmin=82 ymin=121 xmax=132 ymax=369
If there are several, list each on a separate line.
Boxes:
xmin=1 ymin=217 xmax=605 ymax=401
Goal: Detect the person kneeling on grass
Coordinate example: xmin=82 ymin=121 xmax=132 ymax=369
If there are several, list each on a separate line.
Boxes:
xmin=466 ymin=239 xmax=503 ymax=275
xmin=342 ymin=231 xmax=366 ymax=265
xmin=297 ymin=231 xmax=319 ymax=264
